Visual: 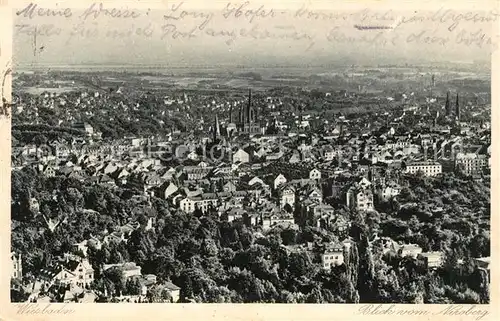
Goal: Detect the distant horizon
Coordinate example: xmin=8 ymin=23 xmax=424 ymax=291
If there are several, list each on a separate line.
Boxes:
xmin=13 ymin=59 xmax=490 ymax=71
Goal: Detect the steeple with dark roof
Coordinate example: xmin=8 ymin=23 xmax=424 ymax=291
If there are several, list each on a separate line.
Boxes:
xmin=212 ymin=114 xmax=221 ymax=142
xmin=247 ymin=88 xmax=252 ymax=124
xmin=445 ymin=91 xmax=451 ymax=116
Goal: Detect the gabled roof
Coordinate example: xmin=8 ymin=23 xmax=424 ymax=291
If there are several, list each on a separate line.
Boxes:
xmin=39 ymin=265 xmax=69 ymax=280
xmin=233 ymin=148 xmax=250 ymax=156
xmin=324 ymin=242 xmax=344 ymax=252
xmin=279 ymin=183 xmax=295 ymax=193
xmin=274 ymin=173 xmax=287 ymax=182
xmin=224 ymin=181 xmax=237 ymax=187
xmin=248 ymin=176 xmax=265 ymax=186
xmin=359 ymin=177 xmax=372 ymax=186
xmin=163 ymin=182 xmax=179 ymax=197
xmin=163 ymin=281 xmax=181 ymax=291
xmin=399 ymin=243 xmax=422 ymax=251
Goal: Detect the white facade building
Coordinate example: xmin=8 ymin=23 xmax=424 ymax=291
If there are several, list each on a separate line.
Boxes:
xmin=405 ymin=161 xmax=442 ymax=176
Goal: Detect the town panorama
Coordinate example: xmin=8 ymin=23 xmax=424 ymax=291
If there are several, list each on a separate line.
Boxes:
xmin=10 ymin=61 xmax=491 ymax=303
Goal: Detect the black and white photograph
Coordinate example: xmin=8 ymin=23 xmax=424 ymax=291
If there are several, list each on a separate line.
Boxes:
xmin=8 ymin=0 xmax=494 ymax=307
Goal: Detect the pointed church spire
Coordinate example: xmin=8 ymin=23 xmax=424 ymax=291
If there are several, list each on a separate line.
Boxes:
xmin=247 ymin=89 xmax=252 ymax=124
xmin=445 ymin=91 xmax=451 ymax=116
xmin=216 ymin=114 xmax=221 ymax=137
xmin=455 ymin=93 xmax=460 ymax=121
xmin=213 ymin=114 xmax=220 ymax=141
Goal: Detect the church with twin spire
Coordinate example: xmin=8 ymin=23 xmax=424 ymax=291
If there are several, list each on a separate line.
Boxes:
xmin=221 ymin=89 xmax=262 ymax=138
xmin=237 ymin=89 xmax=261 ymax=134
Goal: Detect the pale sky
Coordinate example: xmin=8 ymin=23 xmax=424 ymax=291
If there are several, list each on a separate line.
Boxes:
xmin=13 ymin=3 xmax=496 ymax=69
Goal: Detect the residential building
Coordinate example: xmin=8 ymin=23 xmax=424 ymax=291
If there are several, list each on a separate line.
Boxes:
xmin=73 ymin=122 xmax=94 ymax=136
xmin=346 ymin=178 xmax=374 ymax=212
xmin=161 ymin=182 xmax=179 ymax=199
xmin=321 ymin=243 xmax=344 ymax=270
xmin=233 ymin=148 xmax=250 ymax=164
xmin=419 ymin=252 xmax=443 ymax=269
xmin=405 ymin=161 xmax=442 ymax=176
xmin=323 ymin=145 xmax=336 ymax=161
xmin=223 ymin=181 xmax=237 ymax=192
xmin=455 ymin=153 xmax=488 ymax=176
xmin=398 ymin=244 xmax=423 ymax=258
xmin=279 ymin=185 xmax=295 ymax=209
xmin=309 ymin=168 xmax=321 ymax=180
xmin=262 ymin=212 xmax=295 ymax=230
xmin=163 ymin=282 xmax=181 ymax=303
xmin=311 ymin=203 xmax=335 ymax=217
xmin=103 ymin=262 xmax=142 ymax=278
xmin=184 ymin=167 xmax=210 ymax=180
xmin=372 ymin=236 xmax=399 ymax=254
xmin=274 ymin=174 xmax=287 ymax=189
xmin=180 ymin=193 xmax=219 ymax=213
xmin=379 ymin=181 xmax=401 ymax=201
xmin=40 ymin=256 xmax=94 ymax=288
xmin=309 ymin=186 xmax=323 ymax=203
xmin=473 ymin=257 xmax=490 ymax=270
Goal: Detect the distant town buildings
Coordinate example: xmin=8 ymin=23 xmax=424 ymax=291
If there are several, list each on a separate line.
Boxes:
xmin=10 ymin=78 xmax=491 ymax=303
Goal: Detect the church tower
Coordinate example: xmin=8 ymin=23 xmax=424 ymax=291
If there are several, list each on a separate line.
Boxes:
xmin=246 ymin=89 xmax=252 ymax=125
xmin=445 ymin=91 xmax=451 ymax=116
xmin=213 ymin=114 xmax=221 ymax=141
xmin=455 ymin=93 xmax=460 ymax=121
xmin=238 ymin=105 xmax=244 ymax=127
xmin=216 ymin=114 xmax=221 ymax=137
xmin=434 ymin=110 xmax=439 ymax=127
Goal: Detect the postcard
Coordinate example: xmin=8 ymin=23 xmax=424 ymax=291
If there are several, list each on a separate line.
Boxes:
xmin=0 ymin=0 xmax=498 ymax=320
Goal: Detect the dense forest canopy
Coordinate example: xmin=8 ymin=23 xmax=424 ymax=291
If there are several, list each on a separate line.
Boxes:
xmin=11 ymin=167 xmax=490 ymax=303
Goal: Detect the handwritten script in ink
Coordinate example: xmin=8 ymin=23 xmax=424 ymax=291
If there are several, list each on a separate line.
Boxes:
xmin=16 ymin=303 xmax=76 ymax=315
xmin=358 ymin=304 xmax=490 ymax=320
xmin=13 ymin=1 xmax=500 ymax=52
